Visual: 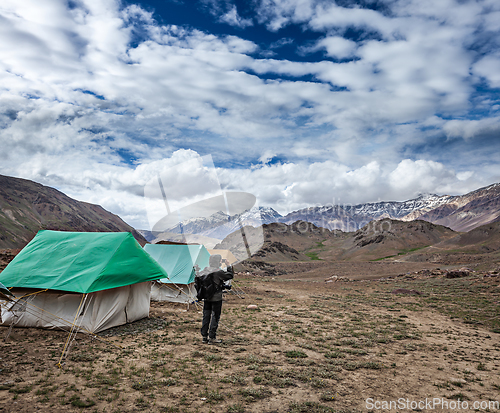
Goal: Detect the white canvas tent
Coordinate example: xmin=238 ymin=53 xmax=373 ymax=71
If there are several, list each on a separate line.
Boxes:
xmin=144 ymin=244 xmax=210 ymax=303
xmin=2 ymin=284 xmax=151 ymax=334
xmin=0 ymin=231 xmax=169 ymax=334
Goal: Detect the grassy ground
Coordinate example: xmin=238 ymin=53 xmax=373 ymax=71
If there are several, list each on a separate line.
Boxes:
xmin=0 ymin=273 xmax=499 ymax=412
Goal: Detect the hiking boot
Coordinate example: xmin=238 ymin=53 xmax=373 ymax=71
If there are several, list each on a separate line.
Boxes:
xmin=208 ymin=338 xmax=222 ymax=344
xmin=202 ymin=337 xmax=209 ymax=344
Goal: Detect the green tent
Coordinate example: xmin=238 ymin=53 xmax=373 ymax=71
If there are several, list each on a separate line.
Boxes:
xmin=144 ymin=244 xmax=210 ymax=285
xmin=0 ymin=230 xmax=169 ymax=293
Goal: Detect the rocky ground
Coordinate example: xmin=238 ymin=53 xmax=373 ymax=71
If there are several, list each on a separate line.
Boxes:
xmin=0 ymin=258 xmax=499 ymax=413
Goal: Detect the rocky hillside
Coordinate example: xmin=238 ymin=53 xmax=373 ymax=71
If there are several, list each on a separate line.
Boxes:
xmin=0 ymin=174 xmax=146 ymax=249
xmin=224 ymin=219 xmax=458 ymax=265
xmin=417 ymin=183 xmax=500 ymax=231
xmin=438 ymin=220 xmax=500 ymax=253
xmin=327 ymin=219 xmax=458 ymax=261
xmin=215 ymin=220 xmax=344 ymax=262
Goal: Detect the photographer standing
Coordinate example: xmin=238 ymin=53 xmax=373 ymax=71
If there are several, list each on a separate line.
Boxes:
xmin=199 ymin=254 xmax=234 ymax=344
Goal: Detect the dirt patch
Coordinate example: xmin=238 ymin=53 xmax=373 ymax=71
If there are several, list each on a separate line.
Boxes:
xmin=99 ymin=317 xmax=168 ymax=337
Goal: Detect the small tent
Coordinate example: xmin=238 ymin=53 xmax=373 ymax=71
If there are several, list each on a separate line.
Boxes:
xmin=144 ymin=244 xmax=210 ymax=303
xmin=0 ymin=230 xmax=169 ymax=333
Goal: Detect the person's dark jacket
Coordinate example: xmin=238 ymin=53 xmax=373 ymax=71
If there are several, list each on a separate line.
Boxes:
xmin=206 ymin=266 xmax=234 ymax=302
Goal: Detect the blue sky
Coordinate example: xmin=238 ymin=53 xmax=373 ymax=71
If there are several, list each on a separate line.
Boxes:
xmin=1 ymin=0 xmax=499 ymax=229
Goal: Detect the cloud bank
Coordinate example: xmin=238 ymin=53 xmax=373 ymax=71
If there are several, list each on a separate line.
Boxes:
xmin=0 ymin=0 xmax=499 ymax=228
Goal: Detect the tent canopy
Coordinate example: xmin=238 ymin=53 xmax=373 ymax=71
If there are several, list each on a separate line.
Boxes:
xmin=144 ymin=244 xmax=210 ymax=285
xmin=0 ymin=230 xmax=169 ymax=293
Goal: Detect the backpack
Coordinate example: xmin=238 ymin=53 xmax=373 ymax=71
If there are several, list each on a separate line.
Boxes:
xmin=194 ymin=269 xmax=220 ymax=301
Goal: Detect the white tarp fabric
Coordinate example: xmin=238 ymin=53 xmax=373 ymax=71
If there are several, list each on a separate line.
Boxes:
xmin=0 ymin=282 xmax=151 ymax=333
xmin=150 ymin=281 xmax=197 ymax=304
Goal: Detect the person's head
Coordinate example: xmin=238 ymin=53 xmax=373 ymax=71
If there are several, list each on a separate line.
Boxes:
xmin=209 ymin=254 xmax=222 ymax=268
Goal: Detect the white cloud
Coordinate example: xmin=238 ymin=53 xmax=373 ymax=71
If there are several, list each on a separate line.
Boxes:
xmin=312 ymin=36 xmax=357 ymax=59
xmin=388 ymin=159 xmax=452 ymax=193
xmin=443 ymin=117 xmax=500 ymax=140
xmin=473 ymin=54 xmax=500 ymax=88
xmin=219 ymin=5 xmax=253 ymax=28
xmin=256 ymin=0 xmax=314 ymax=31
xmin=218 ymin=157 xmax=484 ymax=217
xmin=0 ymin=0 xmax=495 ymax=152
xmin=258 ymin=150 xmax=277 ymax=164
xmin=2 ymin=142 xmax=493 ymax=229
xmin=309 ymin=2 xmax=398 ymax=37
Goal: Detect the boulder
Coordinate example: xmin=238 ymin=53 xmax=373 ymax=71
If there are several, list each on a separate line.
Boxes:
xmin=445 ymin=270 xmax=469 ymax=279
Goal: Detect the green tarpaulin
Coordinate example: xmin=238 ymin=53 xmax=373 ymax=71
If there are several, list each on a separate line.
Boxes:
xmin=0 ymin=230 xmax=169 ymax=293
xmin=144 ymin=244 xmax=210 ymax=285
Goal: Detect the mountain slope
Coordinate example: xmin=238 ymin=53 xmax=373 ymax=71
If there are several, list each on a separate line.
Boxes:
xmin=328 ymin=219 xmax=458 ymax=261
xmin=145 ymin=183 xmax=500 ymax=240
xmin=0 ymin=174 xmax=146 ymax=249
xmin=279 ymin=184 xmax=500 ymax=233
xmin=437 ymin=220 xmax=500 ymax=253
xmin=418 ymin=183 xmax=500 ymax=232
xmin=214 ymin=220 xmax=341 ymax=262
xmin=219 ymin=219 xmax=457 ymax=264
xmin=278 ymin=194 xmax=455 ymax=232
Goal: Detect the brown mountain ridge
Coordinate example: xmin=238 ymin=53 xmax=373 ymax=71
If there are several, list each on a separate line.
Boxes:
xmin=0 ymin=174 xmax=146 ymax=249
xmin=230 ymin=218 xmax=500 ymax=278
xmin=418 ymin=185 xmax=500 ymax=232
xmin=229 ymin=219 xmax=458 ymax=264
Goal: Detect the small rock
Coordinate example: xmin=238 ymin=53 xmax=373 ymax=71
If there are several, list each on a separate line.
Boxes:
xmin=445 ymin=270 xmax=469 ymax=279
xmin=449 ymin=378 xmax=467 ymax=384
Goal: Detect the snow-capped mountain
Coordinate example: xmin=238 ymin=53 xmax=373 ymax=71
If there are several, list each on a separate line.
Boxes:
xmin=142 ymin=183 xmax=500 ymax=241
xmin=345 ymin=193 xmax=454 ymax=219
xmin=416 ymin=183 xmax=500 ymax=232
xmin=279 ymin=184 xmax=500 ymax=232
xmin=279 ymin=193 xmax=455 ymax=232
xmin=165 ymin=206 xmax=283 ymax=240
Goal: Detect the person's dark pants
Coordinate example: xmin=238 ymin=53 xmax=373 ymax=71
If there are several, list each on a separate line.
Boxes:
xmin=201 ymin=300 xmax=223 ymax=339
